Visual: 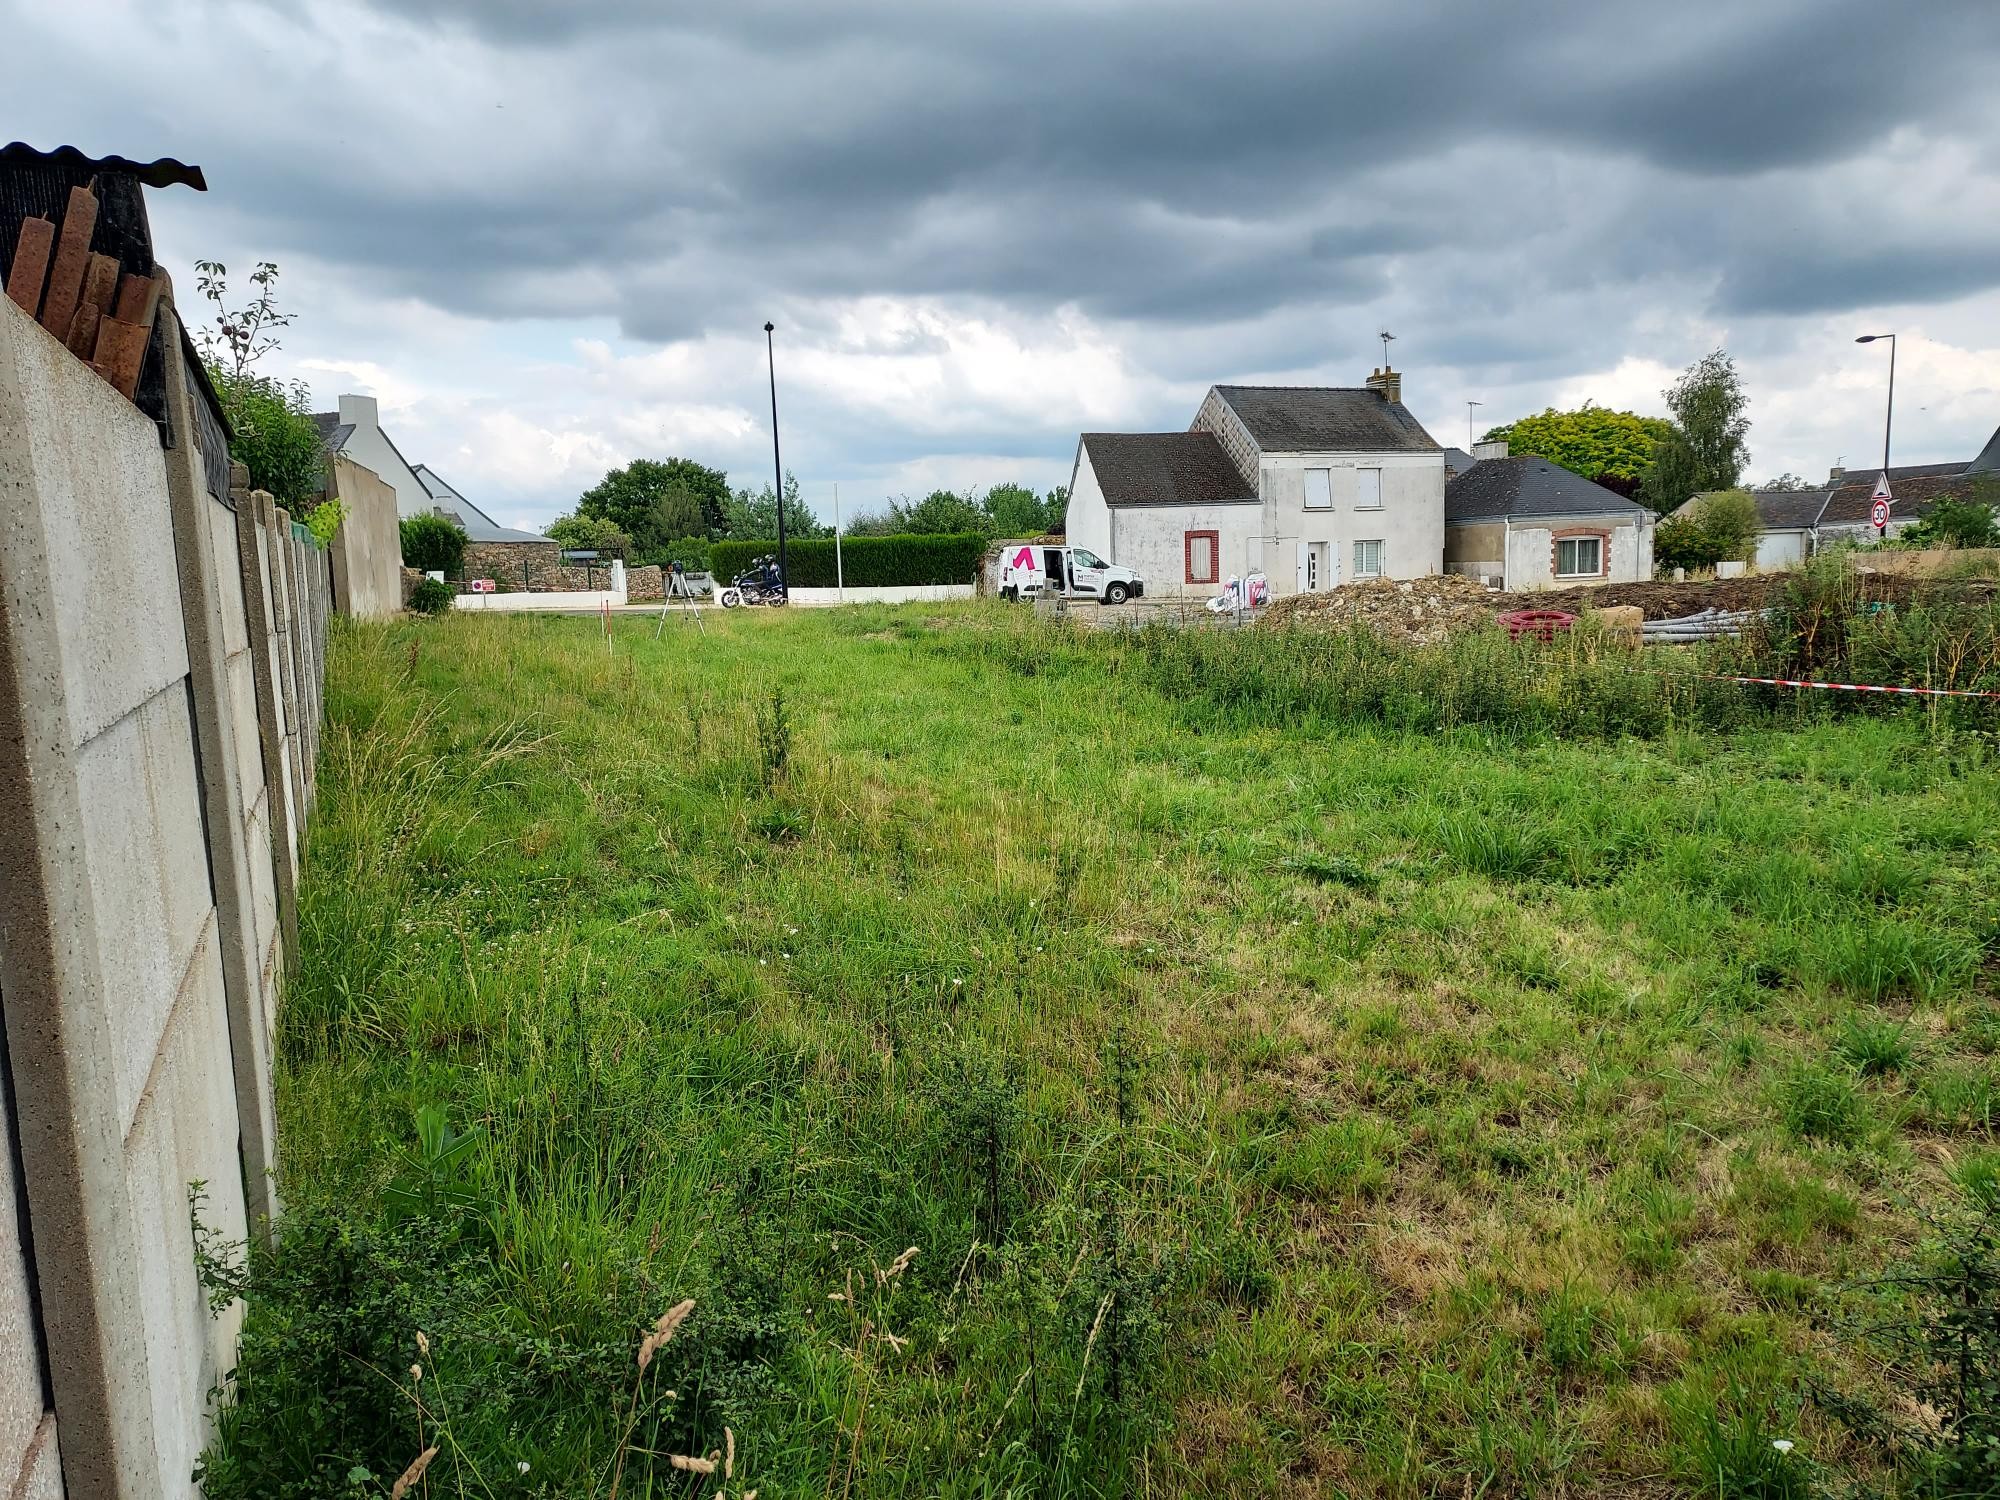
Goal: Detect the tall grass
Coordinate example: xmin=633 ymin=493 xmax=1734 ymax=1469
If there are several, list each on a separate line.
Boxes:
xmin=206 ymin=605 xmax=2000 ymax=1497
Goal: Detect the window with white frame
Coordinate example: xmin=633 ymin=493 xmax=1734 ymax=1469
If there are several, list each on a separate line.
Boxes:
xmin=1303 ymin=467 xmax=1332 ymax=510
xmin=1356 ymin=467 xmax=1382 ymax=510
xmin=1555 ymin=536 xmax=1603 ymax=577
xmin=1352 ymin=539 xmax=1384 ymax=577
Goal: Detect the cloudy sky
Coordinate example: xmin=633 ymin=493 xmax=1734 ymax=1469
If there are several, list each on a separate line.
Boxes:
xmin=10 ymin=0 xmax=2000 ymax=531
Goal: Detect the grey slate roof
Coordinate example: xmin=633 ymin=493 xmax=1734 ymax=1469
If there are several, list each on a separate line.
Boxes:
xmin=1211 ymin=385 xmax=1442 ymax=454
xmin=411 ymin=463 xmax=552 ymax=543
xmin=1446 ymin=457 xmax=1650 ymax=524
xmin=1821 ymin=471 xmax=1968 ymax=528
xmin=1750 ymin=489 xmax=1832 ymax=530
xmin=1966 ymin=421 xmax=2000 ymax=475
xmin=1444 ymin=447 xmax=1477 ymax=475
xmin=1082 ymin=432 xmax=1258 ymax=508
xmin=311 ymin=413 xmax=354 ymax=452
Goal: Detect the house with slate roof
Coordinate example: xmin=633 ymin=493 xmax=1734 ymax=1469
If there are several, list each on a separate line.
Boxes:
xmin=1680 ymin=418 xmax=2000 ymax=564
xmin=1443 ymin=445 xmax=1655 ymax=588
xmin=1064 ymin=367 xmax=1446 ymax=596
xmin=312 ymin=394 xmax=431 ymax=519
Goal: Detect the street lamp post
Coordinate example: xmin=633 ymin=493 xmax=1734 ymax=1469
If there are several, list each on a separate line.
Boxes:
xmin=763 ymin=321 xmax=789 ymax=599
xmin=1855 ymin=333 xmax=1896 ymax=479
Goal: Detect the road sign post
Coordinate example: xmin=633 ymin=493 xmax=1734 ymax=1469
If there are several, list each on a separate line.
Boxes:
xmin=1871 ymin=473 xmax=1893 ymax=538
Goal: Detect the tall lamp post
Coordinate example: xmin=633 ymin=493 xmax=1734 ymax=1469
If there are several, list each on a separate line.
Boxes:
xmin=1855 ymin=333 xmax=1896 ymax=479
xmin=763 ymin=321 xmax=789 ymax=598
xmin=1467 ymin=399 xmax=1483 ymax=451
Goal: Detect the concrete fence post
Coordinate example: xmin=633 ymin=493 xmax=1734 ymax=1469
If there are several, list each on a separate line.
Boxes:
xmin=154 ymin=304 xmax=281 ymax=1233
xmin=264 ymin=501 xmax=308 ymax=850
xmin=235 ymin=478 xmax=301 ymax=957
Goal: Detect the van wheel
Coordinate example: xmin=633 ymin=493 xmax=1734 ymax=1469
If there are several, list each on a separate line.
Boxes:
xmin=1104 ymin=582 xmax=1130 ymax=605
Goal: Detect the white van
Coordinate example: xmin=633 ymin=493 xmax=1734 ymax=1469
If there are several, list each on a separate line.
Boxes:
xmin=998 ymin=544 xmax=1145 ymax=605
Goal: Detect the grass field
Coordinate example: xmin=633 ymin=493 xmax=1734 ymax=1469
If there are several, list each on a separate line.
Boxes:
xmin=204 ymin=603 xmax=2000 ymax=1498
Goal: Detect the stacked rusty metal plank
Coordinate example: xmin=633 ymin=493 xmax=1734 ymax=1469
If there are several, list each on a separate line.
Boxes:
xmin=0 ymin=143 xmax=206 ymax=408
xmin=5 ymin=182 xmax=162 ymax=397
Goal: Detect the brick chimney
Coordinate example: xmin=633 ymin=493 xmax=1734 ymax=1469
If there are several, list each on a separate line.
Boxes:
xmin=1366 ymin=366 xmax=1401 ymax=404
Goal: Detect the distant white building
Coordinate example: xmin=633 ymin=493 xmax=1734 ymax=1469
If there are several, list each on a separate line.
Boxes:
xmin=1064 ymin=370 xmax=1447 ymax=597
xmin=312 ymin=395 xmax=430 ymax=519
xmin=314 ymin=393 xmax=548 ymax=542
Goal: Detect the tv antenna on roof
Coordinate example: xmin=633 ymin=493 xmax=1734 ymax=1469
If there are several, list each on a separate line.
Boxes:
xmin=1378 ymin=330 xmax=1396 ymax=366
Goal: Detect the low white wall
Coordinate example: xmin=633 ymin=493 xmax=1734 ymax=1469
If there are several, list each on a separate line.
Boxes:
xmin=454 ymin=589 xmax=623 ymax=612
xmin=786 ymin=584 xmax=976 ymax=607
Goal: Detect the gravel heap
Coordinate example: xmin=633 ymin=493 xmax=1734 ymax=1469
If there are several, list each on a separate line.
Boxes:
xmin=1259 ymin=574 xmax=1503 ymax=644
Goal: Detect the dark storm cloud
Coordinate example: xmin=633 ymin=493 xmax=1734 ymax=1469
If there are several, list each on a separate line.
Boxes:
xmin=195 ymin=0 xmax=2000 ymax=346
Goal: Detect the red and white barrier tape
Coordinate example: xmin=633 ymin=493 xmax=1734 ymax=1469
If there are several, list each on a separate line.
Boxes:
xmin=1692 ymin=672 xmax=2000 ymax=700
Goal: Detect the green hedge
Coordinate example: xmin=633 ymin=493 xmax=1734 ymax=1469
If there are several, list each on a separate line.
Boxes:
xmin=708 ymin=533 xmax=987 ymax=588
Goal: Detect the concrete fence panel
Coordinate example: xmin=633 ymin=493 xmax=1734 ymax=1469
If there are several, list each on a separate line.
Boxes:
xmin=0 ymin=290 xmax=335 ymax=1496
xmin=328 ymin=454 xmax=401 ymax=620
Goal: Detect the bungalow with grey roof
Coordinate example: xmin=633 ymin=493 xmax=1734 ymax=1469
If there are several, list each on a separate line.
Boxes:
xmin=1443 ymin=445 xmax=1655 ymax=588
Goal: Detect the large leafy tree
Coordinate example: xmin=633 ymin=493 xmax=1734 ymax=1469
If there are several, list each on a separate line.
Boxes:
xmin=1480 ymin=404 xmax=1674 ymax=482
xmin=896 ymin=489 xmax=989 ymax=535
xmin=719 ymin=470 xmax=830 ymax=540
xmin=983 ymin=482 xmax=1067 ymax=536
xmin=1643 ymin=350 xmax=1751 ymax=513
xmin=575 ymin=458 xmax=731 ymax=555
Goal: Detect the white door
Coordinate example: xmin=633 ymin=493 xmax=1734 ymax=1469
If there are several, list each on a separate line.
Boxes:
xmin=1299 ymin=541 xmax=1329 ymax=592
xmin=1067 ymin=547 xmax=1108 ymax=598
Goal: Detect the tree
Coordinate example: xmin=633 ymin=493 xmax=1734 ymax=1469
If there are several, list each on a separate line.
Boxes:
xmin=211 ymin=369 xmax=329 ymax=508
xmin=890 ymin=488 xmax=989 ymax=535
xmin=983 ymin=482 xmax=1067 ymax=536
xmin=1653 ymin=488 xmax=1758 ymax=572
xmin=1479 ymin=404 xmax=1674 ymax=482
xmin=400 ymin=513 xmax=466 ymax=575
xmin=1755 ymin=473 xmax=1817 ymax=493
xmin=1643 ymin=350 xmax=1751 ymax=513
xmin=575 ymin=458 xmax=731 ymax=556
xmin=193 ymin=257 xmax=329 ymax=508
xmin=545 ymin=514 xmax=632 ymax=556
xmin=718 ymin=470 xmax=829 ymax=540
xmin=193 ymin=260 xmax=293 ymax=380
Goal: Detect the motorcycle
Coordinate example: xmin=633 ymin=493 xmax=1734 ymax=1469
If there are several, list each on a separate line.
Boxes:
xmin=717 ymin=555 xmax=788 ymax=608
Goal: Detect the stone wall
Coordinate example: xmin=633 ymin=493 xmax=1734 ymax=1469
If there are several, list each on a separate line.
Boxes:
xmin=463 ymin=540 xmax=561 ymax=591
xmin=0 ymin=294 xmax=330 ymax=1497
xmin=626 ymin=564 xmax=664 ymax=601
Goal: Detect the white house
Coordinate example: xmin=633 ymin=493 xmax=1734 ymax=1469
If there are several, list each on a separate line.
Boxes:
xmin=312 ymin=394 xmax=431 ymax=519
xmin=1065 ymin=370 xmax=1447 ymax=597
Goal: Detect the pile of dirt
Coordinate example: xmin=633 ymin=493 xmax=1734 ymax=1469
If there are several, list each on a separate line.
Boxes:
xmin=1489 ymin=575 xmax=1782 ymax=619
xmin=1260 ymin=574 xmax=1503 ymax=644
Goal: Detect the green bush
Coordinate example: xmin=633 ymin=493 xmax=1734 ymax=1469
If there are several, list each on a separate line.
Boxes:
xmin=207 ymin=367 xmax=329 ymax=508
xmin=301 ymin=497 xmax=346 ymax=546
xmin=408 ymin=577 xmax=455 ymax=616
xmin=400 ymin=513 xmax=467 ymax=575
xmin=1656 ymin=489 xmax=1758 ymax=572
xmin=654 ymin=535 xmax=712 ymax=573
xmin=709 ymin=533 xmax=986 ymax=588
xmin=1900 ymin=486 xmax=1999 ymax=550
